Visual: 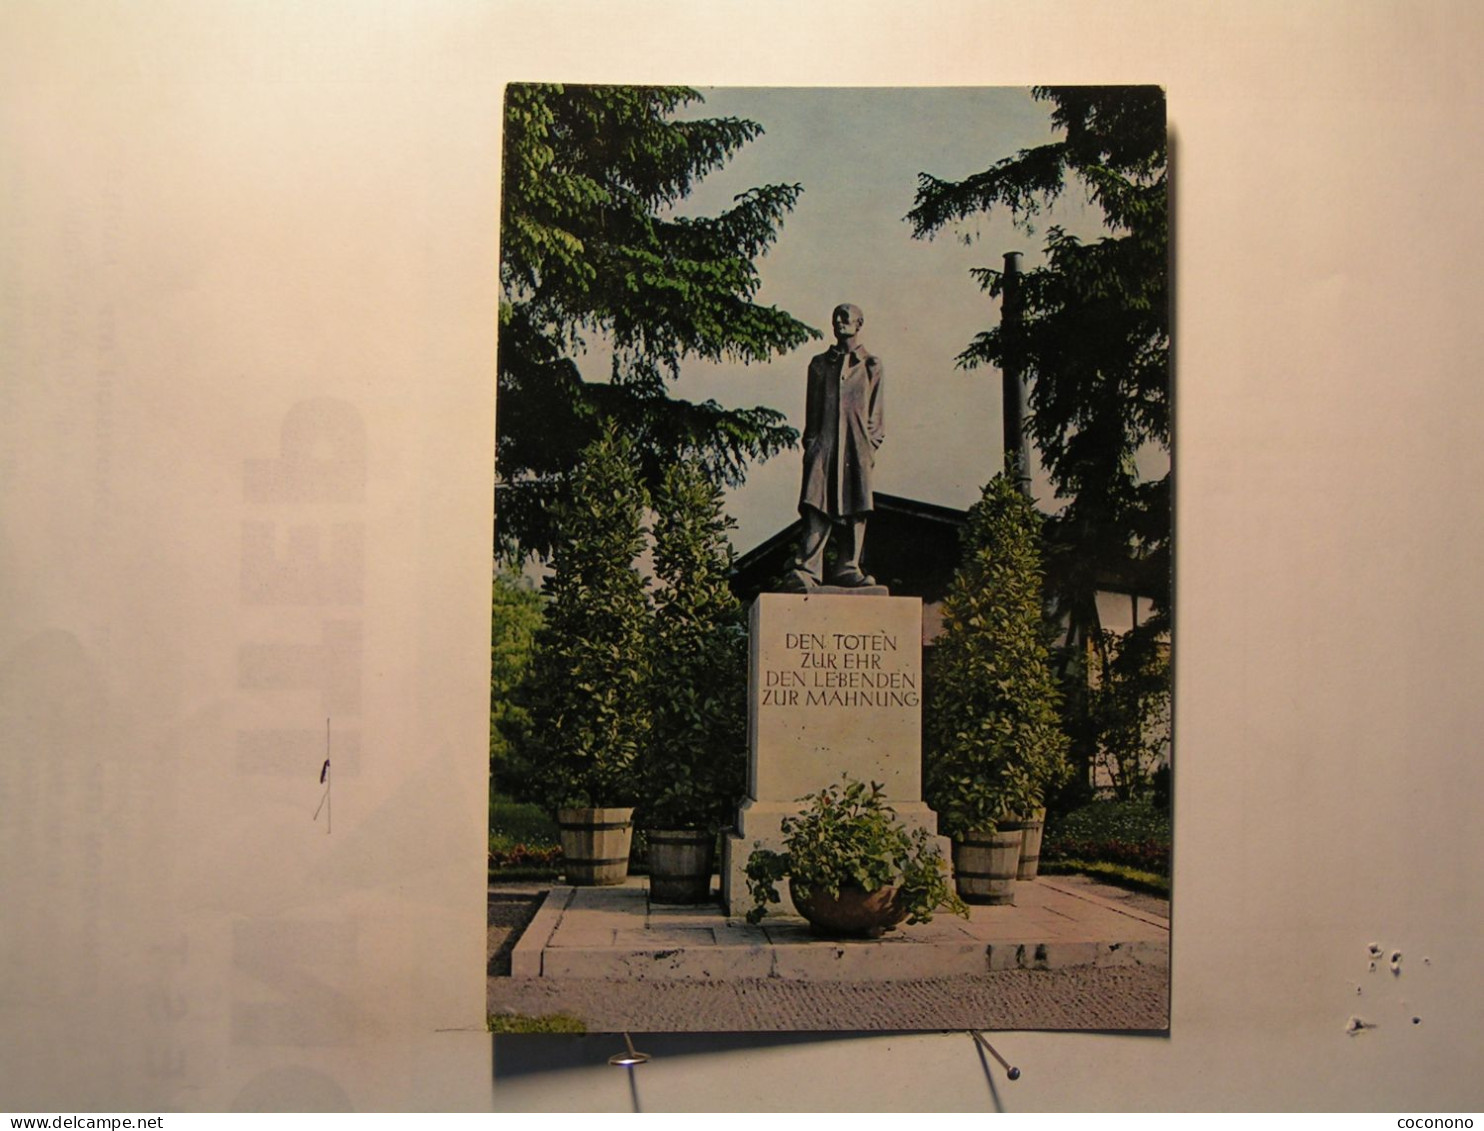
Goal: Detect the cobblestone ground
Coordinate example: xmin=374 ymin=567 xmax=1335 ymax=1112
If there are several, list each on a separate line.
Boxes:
xmin=487 ymin=965 xmax=1169 ymax=1032
xmin=487 ymin=881 xmax=1170 ymax=1033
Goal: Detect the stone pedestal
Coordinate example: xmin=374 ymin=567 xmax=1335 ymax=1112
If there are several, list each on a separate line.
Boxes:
xmin=722 ymin=592 xmax=950 ymax=915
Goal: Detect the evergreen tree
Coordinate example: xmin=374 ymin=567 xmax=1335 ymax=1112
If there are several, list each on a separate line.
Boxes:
xmin=498 ymin=84 xmax=819 ymax=562
xmin=907 ymin=85 xmax=1169 ymax=628
xmin=909 ymin=86 xmax=1168 ymax=797
xmin=516 ymin=424 xmax=652 ymax=811
xmin=925 ymin=470 xmax=1070 ymax=837
xmin=640 ymin=458 xmax=748 ymax=830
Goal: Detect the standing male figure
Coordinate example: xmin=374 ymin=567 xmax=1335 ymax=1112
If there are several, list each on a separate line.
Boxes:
xmin=785 ymin=303 xmax=884 ymax=591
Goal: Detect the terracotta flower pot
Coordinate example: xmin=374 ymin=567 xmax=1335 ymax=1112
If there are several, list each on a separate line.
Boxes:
xmin=788 ymin=878 xmax=909 ymax=938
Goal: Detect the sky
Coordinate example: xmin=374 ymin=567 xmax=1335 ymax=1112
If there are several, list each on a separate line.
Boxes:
xmin=583 ymin=87 xmax=1109 ymax=554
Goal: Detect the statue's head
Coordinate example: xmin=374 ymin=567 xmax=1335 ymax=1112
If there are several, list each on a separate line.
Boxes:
xmin=832 ymin=304 xmax=864 ymax=340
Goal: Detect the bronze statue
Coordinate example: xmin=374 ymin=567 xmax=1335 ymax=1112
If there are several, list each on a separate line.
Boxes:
xmin=784 ymin=303 xmax=884 ymax=591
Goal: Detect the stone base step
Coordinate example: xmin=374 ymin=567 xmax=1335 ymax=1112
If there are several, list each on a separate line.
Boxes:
xmin=512 ymin=876 xmax=1169 ymax=982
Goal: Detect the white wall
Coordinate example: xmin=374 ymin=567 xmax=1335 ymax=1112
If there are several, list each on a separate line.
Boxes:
xmin=3 ymin=1 xmax=1482 ymax=1113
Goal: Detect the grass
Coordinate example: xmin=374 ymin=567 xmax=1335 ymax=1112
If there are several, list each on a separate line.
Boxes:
xmin=488 ymin=1012 xmax=587 ymax=1034
xmin=489 ymin=797 xmax=560 ymax=848
xmin=1041 ymin=858 xmax=1170 ymax=897
xmin=488 ymin=797 xmax=562 ymax=880
xmin=1042 ymin=798 xmax=1171 ymax=882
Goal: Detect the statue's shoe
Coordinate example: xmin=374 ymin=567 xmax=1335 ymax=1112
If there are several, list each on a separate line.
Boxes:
xmin=829 ymin=569 xmax=876 ymax=588
xmin=779 ymin=570 xmax=816 ymax=593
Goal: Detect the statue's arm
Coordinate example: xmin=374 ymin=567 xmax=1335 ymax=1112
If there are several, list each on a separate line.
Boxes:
xmin=802 ymin=363 xmax=822 ymax=449
xmin=867 ymin=357 xmax=885 ymax=449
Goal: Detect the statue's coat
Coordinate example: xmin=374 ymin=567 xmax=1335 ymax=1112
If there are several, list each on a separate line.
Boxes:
xmin=798 ymin=343 xmax=885 ymax=519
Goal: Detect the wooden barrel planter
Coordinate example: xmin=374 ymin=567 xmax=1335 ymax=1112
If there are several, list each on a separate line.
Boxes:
xmin=1014 ymin=808 xmax=1047 ymax=880
xmin=952 ymin=827 xmax=1025 ymax=905
xmin=556 ymin=807 xmax=634 ymax=886
xmin=997 ymin=810 xmax=1047 ymax=881
xmin=647 ymin=829 xmax=715 ymax=904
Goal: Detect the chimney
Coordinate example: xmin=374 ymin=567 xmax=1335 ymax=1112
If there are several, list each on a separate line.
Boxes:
xmin=1000 ymin=251 xmax=1032 ymax=496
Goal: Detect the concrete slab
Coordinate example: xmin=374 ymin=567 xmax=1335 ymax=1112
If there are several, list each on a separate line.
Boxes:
xmin=616 ymin=926 xmax=716 ymax=947
xmin=509 ymin=884 xmax=572 ymax=977
xmin=770 ymin=938 xmax=991 ymax=981
xmin=514 ymin=874 xmax=1168 ymax=982
xmin=552 ymin=928 xmax=619 ymax=948
xmin=548 ymin=946 xmax=776 ymax=981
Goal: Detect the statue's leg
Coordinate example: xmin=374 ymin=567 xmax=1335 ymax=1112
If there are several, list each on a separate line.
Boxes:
xmin=784 ymin=508 xmax=831 ymax=590
xmin=829 ymin=516 xmax=874 ymax=586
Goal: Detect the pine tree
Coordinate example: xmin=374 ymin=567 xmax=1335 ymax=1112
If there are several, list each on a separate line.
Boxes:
xmin=909 ymin=86 xmax=1169 ymax=797
xmin=517 ymin=424 xmax=652 ymax=810
xmin=907 ymin=85 xmax=1169 ymax=628
xmin=498 ymin=84 xmax=819 ymax=562
xmin=925 ymin=470 xmax=1070 ymax=837
xmin=640 ymin=458 xmax=747 ymax=830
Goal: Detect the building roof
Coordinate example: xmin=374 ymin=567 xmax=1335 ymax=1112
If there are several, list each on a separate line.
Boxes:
xmin=730 ymin=493 xmax=967 ymax=605
xmin=729 ymin=492 xmax=1164 ymax=610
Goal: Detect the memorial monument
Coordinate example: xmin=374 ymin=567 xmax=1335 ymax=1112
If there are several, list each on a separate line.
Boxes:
xmin=722 ymin=303 xmax=950 ymax=913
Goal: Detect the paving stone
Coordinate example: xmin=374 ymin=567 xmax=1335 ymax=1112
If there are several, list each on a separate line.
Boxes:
xmin=986 ymin=943 xmax=1024 ymax=972
xmin=758 ymin=920 xmax=817 ymax=945
xmin=986 ymin=940 xmax=1098 ymax=971
xmin=1094 ymin=939 xmax=1170 ymax=968
xmin=1038 ymin=877 xmax=1170 ymax=927
xmin=646 ymin=905 xmax=723 ymax=924
xmin=516 ymin=873 xmax=1169 ymax=983
xmin=1036 ymin=941 xmax=1101 ymax=968
xmin=562 ymin=913 xmax=640 ymax=933
xmin=919 ymin=917 xmax=983 ymax=941
xmin=626 ymin=926 xmax=716 ymax=946
xmin=508 ymin=886 xmax=571 ymax=977
xmin=712 ymin=924 xmax=769 ymax=948
xmin=543 ymin=944 xmax=775 ymax=981
xmin=547 ymin=927 xmax=617 ymax=949
xmin=770 ymin=939 xmax=990 ymax=981
xmin=568 ymin=889 xmax=648 ymax=914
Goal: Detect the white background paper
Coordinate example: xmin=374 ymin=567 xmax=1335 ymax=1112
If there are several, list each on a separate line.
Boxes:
xmin=3 ymin=0 xmax=1482 ymax=1113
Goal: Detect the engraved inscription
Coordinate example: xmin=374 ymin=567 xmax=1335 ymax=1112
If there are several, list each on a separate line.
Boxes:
xmin=762 ymin=629 xmax=919 ymax=710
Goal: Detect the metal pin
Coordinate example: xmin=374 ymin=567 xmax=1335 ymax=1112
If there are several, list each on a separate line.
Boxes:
xmin=609 ymin=1031 xmax=650 ymax=1068
xmin=313 ymin=718 xmax=332 ymax=833
xmin=970 ymin=1031 xmax=1021 ymax=1081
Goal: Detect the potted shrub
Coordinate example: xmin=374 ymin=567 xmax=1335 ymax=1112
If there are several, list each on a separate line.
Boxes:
xmin=639 ymin=459 xmax=748 ymax=903
xmin=925 ymin=469 xmax=1070 ymax=904
xmin=744 ymin=777 xmax=967 ymax=937
xmin=517 ymin=425 xmax=652 ymax=885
